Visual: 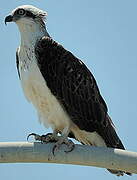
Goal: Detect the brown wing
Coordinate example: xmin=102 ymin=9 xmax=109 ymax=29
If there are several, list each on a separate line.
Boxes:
xmin=35 ymin=36 xmax=125 ymax=149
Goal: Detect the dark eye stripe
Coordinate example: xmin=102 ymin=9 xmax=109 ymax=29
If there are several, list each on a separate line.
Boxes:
xmin=25 ymin=10 xmax=37 ymax=19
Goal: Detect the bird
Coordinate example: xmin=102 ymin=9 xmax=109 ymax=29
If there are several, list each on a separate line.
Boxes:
xmin=5 ymin=5 xmax=131 ymax=176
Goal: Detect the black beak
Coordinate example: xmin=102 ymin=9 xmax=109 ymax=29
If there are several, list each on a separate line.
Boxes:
xmin=5 ymin=15 xmax=13 ymax=25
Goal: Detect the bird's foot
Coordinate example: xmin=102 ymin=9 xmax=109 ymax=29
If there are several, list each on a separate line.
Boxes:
xmin=52 ymin=136 xmax=75 ymax=155
xmin=27 ymin=133 xmax=58 ymax=143
xmin=27 ymin=133 xmax=75 ymax=155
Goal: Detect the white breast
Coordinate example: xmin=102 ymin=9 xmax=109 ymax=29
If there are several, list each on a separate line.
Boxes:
xmin=18 ymin=46 xmax=106 ymax=148
xmin=18 ymin=46 xmax=71 ymax=131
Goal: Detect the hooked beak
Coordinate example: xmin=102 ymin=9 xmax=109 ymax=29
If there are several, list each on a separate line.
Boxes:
xmin=5 ymin=15 xmax=13 ymax=25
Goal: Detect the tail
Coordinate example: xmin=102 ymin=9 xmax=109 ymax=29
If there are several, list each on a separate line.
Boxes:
xmin=69 ymin=115 xmax=132 ymax=176
xmin=102 ymin=115 xmax=132 ymax=176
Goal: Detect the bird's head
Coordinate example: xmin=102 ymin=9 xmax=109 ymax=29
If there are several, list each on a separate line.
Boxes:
xmin=5 ymin=5 xmax=48 ymax=43
xmin=5 ymin=5 xmax=47 ymax=26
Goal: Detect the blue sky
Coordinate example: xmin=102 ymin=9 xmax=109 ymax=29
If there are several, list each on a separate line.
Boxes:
xmin=0 ymin=0 xmax=137 ymax=179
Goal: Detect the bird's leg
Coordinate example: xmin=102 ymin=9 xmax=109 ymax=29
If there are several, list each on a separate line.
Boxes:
xmin=27 ymin=130 xmax=59 ymax=143
xmin=52 ymin=127 xmax=75 ymax=155
xmin=27 ymin=128 xmax=75 ymax=155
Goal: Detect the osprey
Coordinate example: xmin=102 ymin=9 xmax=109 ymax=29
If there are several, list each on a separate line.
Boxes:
xmin=5 ymin=5 xmax=131 ymax=176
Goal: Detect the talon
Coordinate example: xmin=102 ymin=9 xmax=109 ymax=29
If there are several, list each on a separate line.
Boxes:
xmin=64 ymin=142 xmax=75 ymax=153
xmin=27 ymin=133 xmax=41 ymax=141
xmin=27 ymin=133 xmax=75 ymax=155
xmin=52 ymin=144 xmax=57 ymax=155
xmin=27 ymin=132 xmax=58 ymax=144
xmin=52 ymin=138 xmax=75 ymax=155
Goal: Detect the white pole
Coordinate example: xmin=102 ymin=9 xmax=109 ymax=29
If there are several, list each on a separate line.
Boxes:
xmin=0 ymin=142 xmax=136 ymax=174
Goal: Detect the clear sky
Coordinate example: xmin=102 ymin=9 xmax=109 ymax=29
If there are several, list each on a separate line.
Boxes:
xmin=0 ymin=0 xmax=137 ymax=179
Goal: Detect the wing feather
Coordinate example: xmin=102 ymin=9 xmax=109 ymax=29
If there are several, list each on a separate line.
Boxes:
xmin=35 ymin=37 xmax=124 ymax=149
xmin=16 ymin=48 xmax=20 ymax=79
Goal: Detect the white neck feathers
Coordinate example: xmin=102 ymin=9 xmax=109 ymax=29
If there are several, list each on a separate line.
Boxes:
xmin=16 ymin=19 xmax=47 ymax=47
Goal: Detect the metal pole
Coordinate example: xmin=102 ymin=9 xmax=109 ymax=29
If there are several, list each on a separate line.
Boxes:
xmin=0 ymin=142 xmax=136 ymax=174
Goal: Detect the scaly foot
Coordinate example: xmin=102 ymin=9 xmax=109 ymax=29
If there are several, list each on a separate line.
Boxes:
xmin=27 ymin=133 xmax=58 ymax=143
xmin=27 ymin=133 xmax=75 ymax=155
xmin=52 ymin=136 xmax=75 ymax=155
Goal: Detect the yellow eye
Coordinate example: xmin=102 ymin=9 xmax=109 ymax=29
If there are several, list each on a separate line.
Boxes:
xmin=17 ymin=9 xmax=26 ymax=16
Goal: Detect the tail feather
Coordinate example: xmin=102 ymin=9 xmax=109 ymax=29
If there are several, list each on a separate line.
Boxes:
xmin=100 ymin=114 xmax=125 ymax=149
xmin=102 ymin=115 xmax=132 ymax=176
xmin=69 ymin=115 xmax=132 ymax=176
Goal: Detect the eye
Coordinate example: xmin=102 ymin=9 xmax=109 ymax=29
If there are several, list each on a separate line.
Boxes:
xmin=16 ymin=9 xmax=26 ymax=16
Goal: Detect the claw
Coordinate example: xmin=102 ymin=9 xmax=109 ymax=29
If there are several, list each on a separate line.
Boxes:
xmin=27 ymin=133 xmax=57 ymax=143
xmin=64 ymin=141 xmax=75 ymax=153
xmin=52 ymin=138 xmax=75 ymax=155
xmin=52 ymin=144 xmax=57 ymax=156
xmin=27 ymin=133 xmax=75 ymax=156
xmin=27 ymin=133 xmax=41 ymax=141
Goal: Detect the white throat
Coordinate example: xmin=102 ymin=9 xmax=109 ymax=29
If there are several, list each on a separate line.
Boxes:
xmin=16 ymin=19 xmax=48 ymax=70
xmin=16 ymin=19 xmax=47 ymax=47
xmin=17 ymin=19 xmax=48 ymax=73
